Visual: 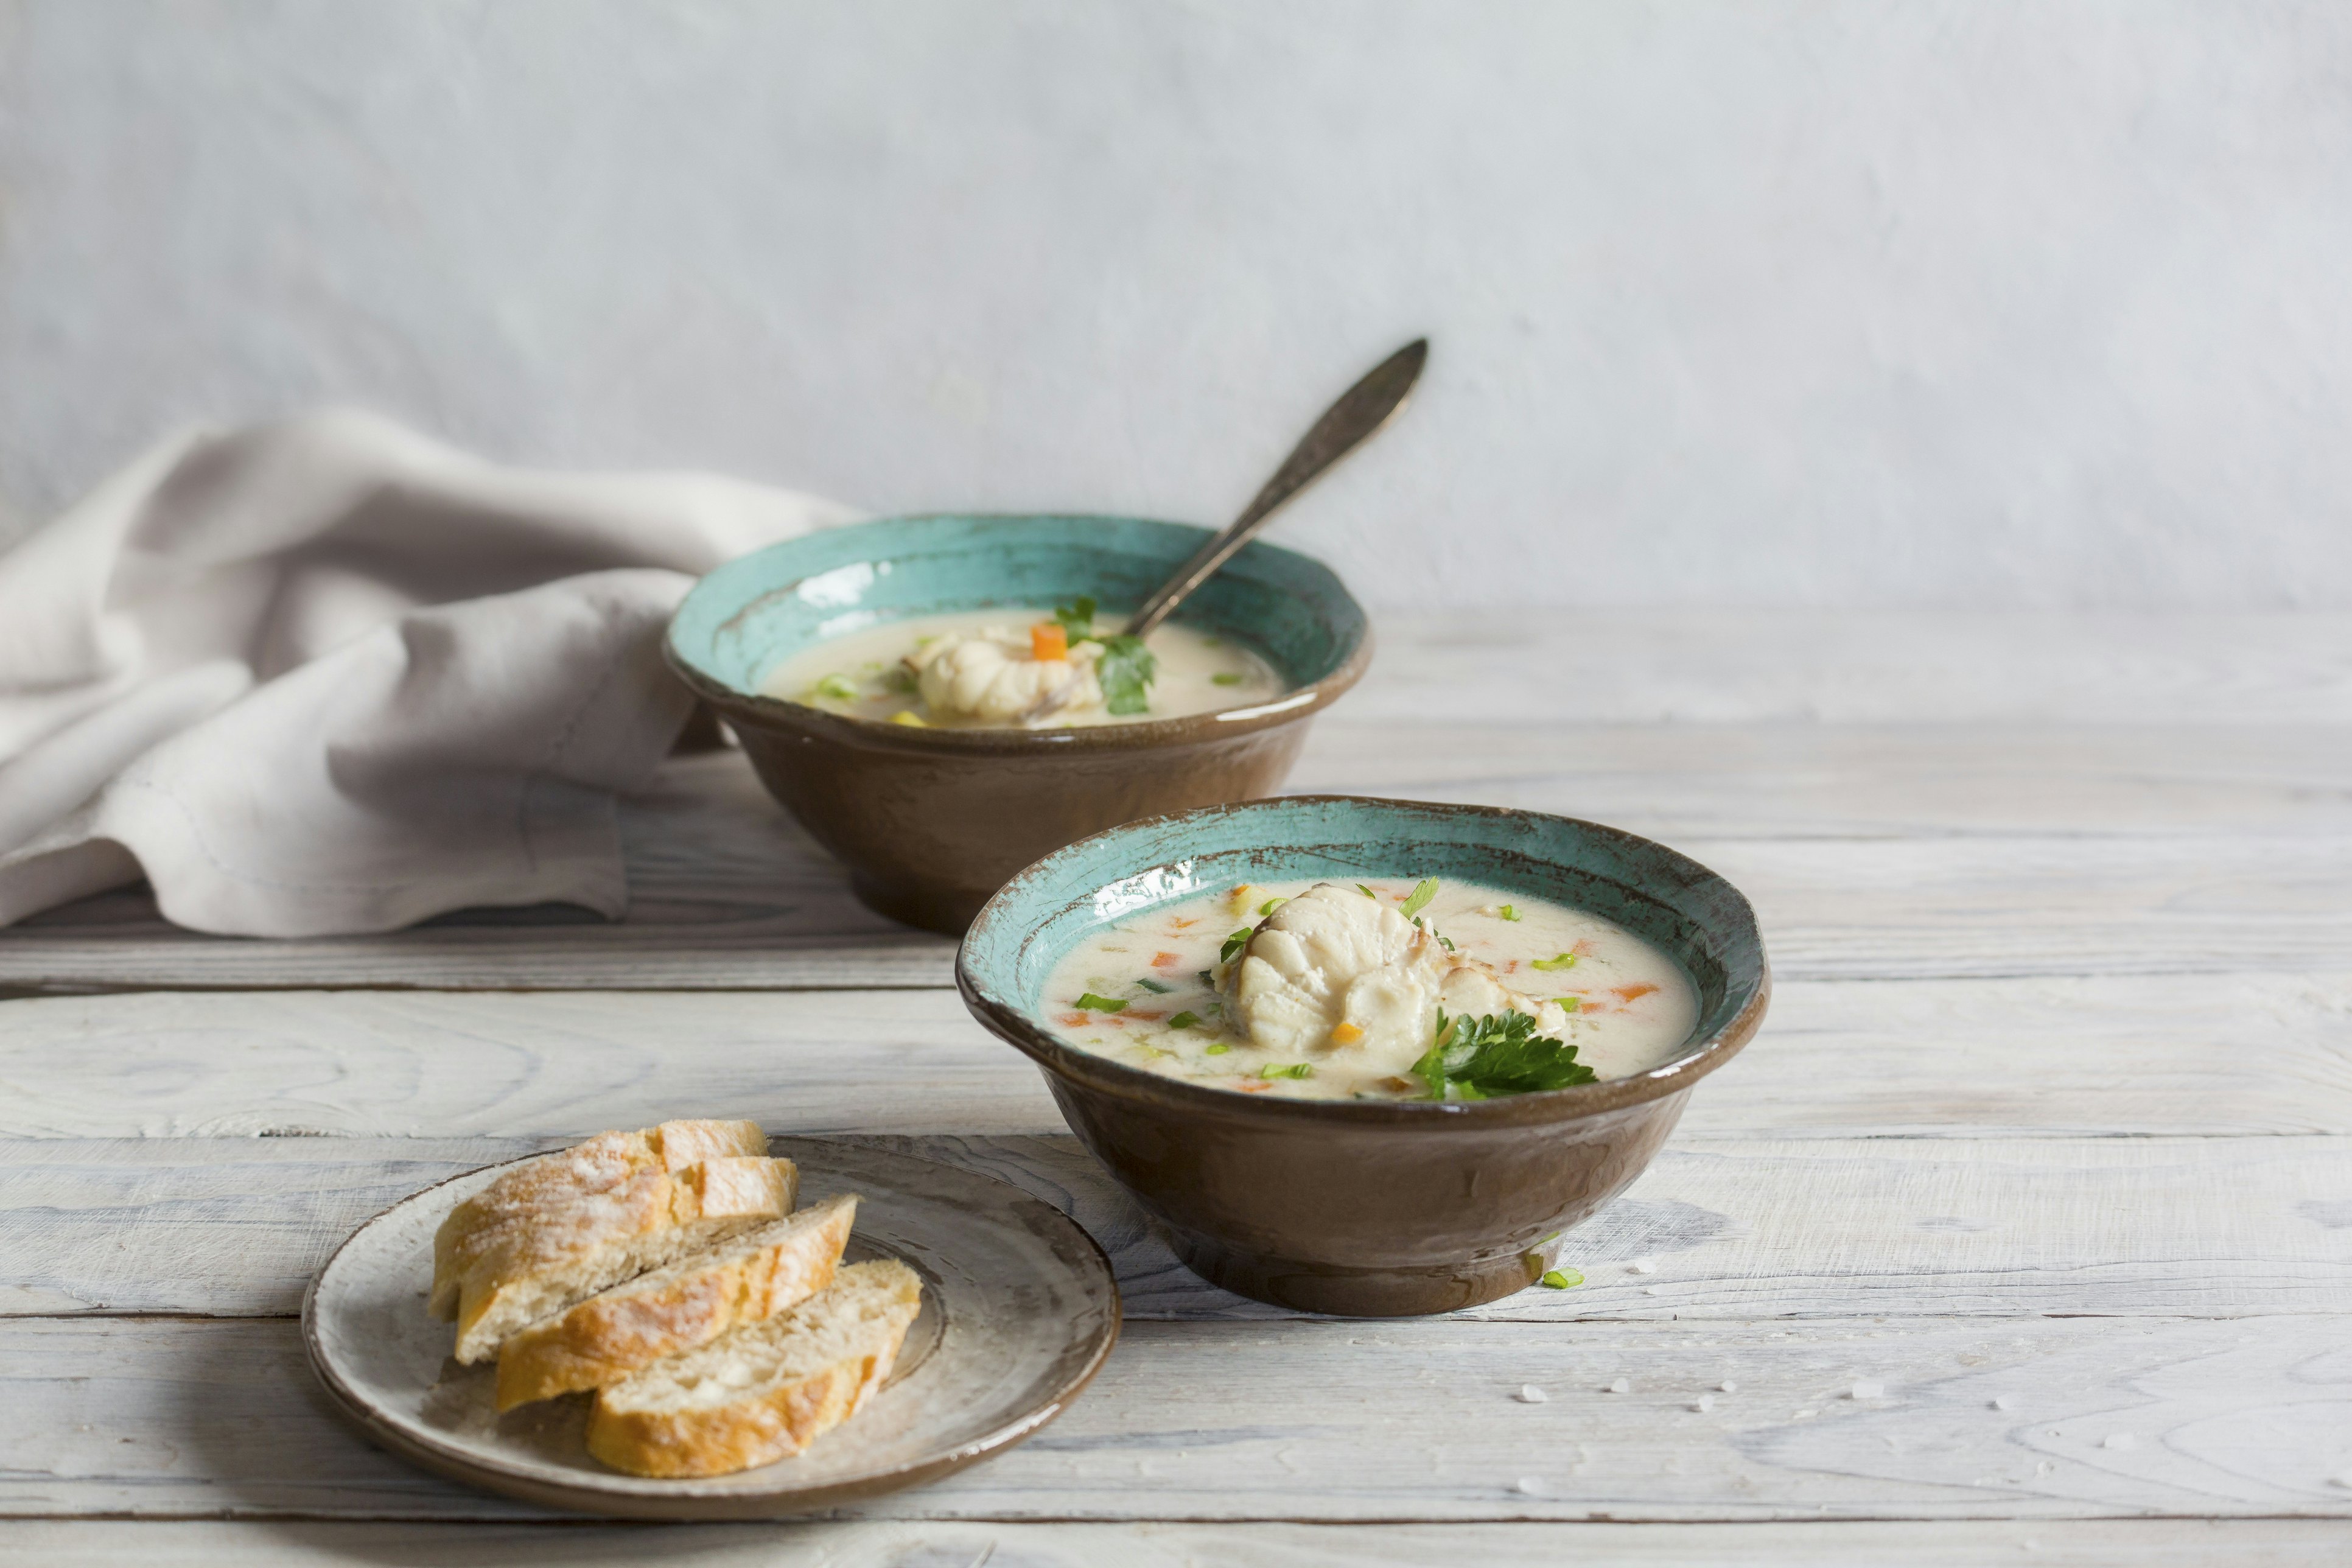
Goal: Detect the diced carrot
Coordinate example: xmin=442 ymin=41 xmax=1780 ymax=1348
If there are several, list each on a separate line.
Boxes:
xmin=1611 ymin=982 xmax=1660 ymax=1003
xmin=1032 ymin=623 xmax=1068 ymax=662
xmin=1055 ymin=1012 xmax=1091 ymax=1027
xmin=1168 ymin=917 xmax=1199 ymax=931
xmin=1236 ymin=1079 xmax=1273 ymax=1092
xmin=1151 ymin=950 xmax=1183 ymax=969
xmin=1329 ymin=1022 xmax=1366 ymax=1046
xmin=1127 ymin=1010 xmax=1166 ymax=1022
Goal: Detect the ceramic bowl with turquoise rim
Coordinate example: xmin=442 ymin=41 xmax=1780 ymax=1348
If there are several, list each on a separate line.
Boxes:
xmin=665 ymin=514 xmax=1373 ymax=933
xmin=956 ymin=795 xmax=1770 ymax=1315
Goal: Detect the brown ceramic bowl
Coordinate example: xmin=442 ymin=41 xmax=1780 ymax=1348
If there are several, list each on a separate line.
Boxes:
xmin=956 ymin=796 xmax=1771 ymax=1317
xmin=665 ymin=514 xmax=1372 ymax=933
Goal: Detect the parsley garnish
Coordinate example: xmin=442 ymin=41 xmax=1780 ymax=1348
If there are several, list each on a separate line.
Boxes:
xmin=1074 ymin=992 xmax=1128 ymax=1012
xmin=1133 ymin=978 xmax=1172 ymax=994
xmin=1168 ymin=1010 xmax=1200 ymax=1029
xmin=1219 ymin=928 xmax=1253 ymax=964
xmin=1437 ymin=934 xmax=1456 ymax=951
xmin=1094 ymin=634 xmax=1158 ymax=715
xmin=1260 ymin=1062 xmax=1313 ymax=1080
xmin=1196 ymin=969 xmax=1214 ymax=986
xmin=1399 ymin=878 xmax=1439 ymax=919
xmin=1052 ymin=597 xmax=1097 ymax=636
xmin=1531 ymin=952 xmax=1578 ymax=972
xmin=1410 ymin=1010 xmax=1597 ymax=1101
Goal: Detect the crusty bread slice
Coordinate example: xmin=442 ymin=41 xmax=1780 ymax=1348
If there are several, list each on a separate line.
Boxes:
xmin=585 ymin=1259 xmax=923 ymax=1478
xmin=430 ymin=1119 xmax=767 ymax=1320
xmin=447 ymin=1153 xmax=796 ymax=1365
xmin=495 ymin=1192 xmax=859 ymax=1410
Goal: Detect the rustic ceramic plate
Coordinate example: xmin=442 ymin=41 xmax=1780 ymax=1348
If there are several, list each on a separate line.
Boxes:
xmin=303 ymin=1139 xmax=1121 ymax=1519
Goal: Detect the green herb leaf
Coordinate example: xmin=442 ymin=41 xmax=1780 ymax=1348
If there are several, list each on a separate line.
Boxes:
xmin=1133 ymin=978 xmax=1172 ymax=994
xmin=1196 ymin=969 xmax=1215 ymax=986
xmin=1531 ymin=952 xmax=1579 ymax=972
xmin=1357 ymin=883 xmax=1377 ymax=898
xmin=1203 ymin=1041 xmax=1230 ymax=1054
xmin=1211 ymin=672 xmax=1244 ymax=687
xmin=1539 ymin=1269 xmax=1583 ymax=1290
xmin=1410 ymin=1010 xmax=1597 ymax=1101
xmin=1094 ymin=634 xmax=1158 ymax=715
xmin=1399 ymin=877 xmax=1439 ymax=919
xmin=1074 ymin=992 xmax=1128 ymax=1013
xmin=1168 ymin=1010 xmax=1200 ymax=1029
xmin=1256 ymin=896 xmax=1288 ymax=916
xmin=813 ymin=674 xmax=858 ymax=701
xmin=1260 ymin=1062 xmax=1314 ymax=1080
xmin=1219 ymin=928 xmax=1253 ymax=964
xmin=1496 ymin=905 xmax=1521 ymax=922
xmin=1052 ymin=596 xmax=1098 ymax=636
xmin=1437 ymin=934 xmax=1456 ymax=951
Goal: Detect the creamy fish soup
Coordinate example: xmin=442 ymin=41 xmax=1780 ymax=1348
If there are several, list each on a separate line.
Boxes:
xmin=760 ymin=600 xmax=1285 ymax=730
xmin=1042 ymin=877 xmax=1699 ymax=1102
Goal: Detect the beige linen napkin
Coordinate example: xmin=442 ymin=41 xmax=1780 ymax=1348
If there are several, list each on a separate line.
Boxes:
xmin=0 ymin=410 xmax=852 ymax=935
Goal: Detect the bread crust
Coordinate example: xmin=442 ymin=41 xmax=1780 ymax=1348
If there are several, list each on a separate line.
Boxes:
xmin=430 ymin=1121 xmax=768 ymax=1319
xmin=433 ymin=1135 xmax=793 ymax=1364
xmin=494 ymin=1194 xmax=858 ymax=1410
xmin=583 ymin=1260 xmax=922 ymax=1479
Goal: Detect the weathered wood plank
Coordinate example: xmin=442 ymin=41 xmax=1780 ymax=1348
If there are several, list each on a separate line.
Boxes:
xmin=2 ymin=975 xmax=2345 ymax=1143
xmin=1334 ymin=612 xmax=2352 ymax=727
xmin=10 ymin=1133 xmax=2347 ymax=1320
xmin=4 ymin=1517 xmax=2343 ymax=1566
xmin=7 ymin=738 xmax=2352 ymax=992
xmin=1294 ymin=723 xmax=2352 ymax=840
xmin=5 ymin=1314 xmax=2347 ymax=1521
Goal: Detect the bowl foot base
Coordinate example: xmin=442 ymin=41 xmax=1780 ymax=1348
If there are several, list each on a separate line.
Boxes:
xmin=1164 ymin=1227 xmax=1537 ymax=1317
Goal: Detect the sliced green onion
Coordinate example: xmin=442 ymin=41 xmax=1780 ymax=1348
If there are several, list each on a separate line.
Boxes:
xmin=1496 ymin=905 xmax=1521 ymax=922
xmin=1211 ymin=672 xmax=1244 ymax=686
xmin=1133 ymin=978 xmax=1172 ymax=994
xmin=813 ymin=674 xmax=858 ymax=701
xmin=1168 ymin=1010 xmax=1200 ymax=1030
xmin=1074 ymin=992 xmax=1127 ymax=1012
xmin=1259 ymin=1062 xmax=1313 ymax=1080
xmin=1219 ymin=928 xmax=1252 ymax=964
xmin=1539 ymin=1268 xmax=1583 ymax=1290
xmin=1256 ymin=896 xmax=1288 ymax=916
xmin=1203 ymin=1042 xmax=1230 ymax=1055
xmin=1532 ymin=953 xmax=1578 ymax=972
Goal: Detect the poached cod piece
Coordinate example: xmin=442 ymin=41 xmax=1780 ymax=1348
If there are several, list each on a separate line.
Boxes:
xmin=1223 ymin=882 xmax=1574 ymax=1077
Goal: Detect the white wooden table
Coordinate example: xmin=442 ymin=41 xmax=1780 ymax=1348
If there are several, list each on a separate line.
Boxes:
xmin=5 ymin=613 xmax=2350 ymax=1566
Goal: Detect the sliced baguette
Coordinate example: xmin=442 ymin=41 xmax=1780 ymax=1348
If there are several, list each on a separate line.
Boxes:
xmin=585 ymin=1259 xmax=923 ymax=1478
xmin=495 ymin=1192 xmax=859 ymax=1410
xmin=431 ymin=1121 xmax=790 ymax=1364
xmin=431 ymin=1119 xmax=767 ymax=1318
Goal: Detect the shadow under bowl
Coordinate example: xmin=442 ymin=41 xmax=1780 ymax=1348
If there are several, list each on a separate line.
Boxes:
xmin=956 ymin=796 xmax=1771 ymax=1317
xmin=666 ymin=514 xmax=1371 ymax=934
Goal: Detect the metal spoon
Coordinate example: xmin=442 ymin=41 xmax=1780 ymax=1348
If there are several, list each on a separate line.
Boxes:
xmin=1123 ymin=337 xmax=1428 ymax=640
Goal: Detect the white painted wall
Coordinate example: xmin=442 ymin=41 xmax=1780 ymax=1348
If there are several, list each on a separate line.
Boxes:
xmin=2 ymin=1 xmax=2348 ymax=609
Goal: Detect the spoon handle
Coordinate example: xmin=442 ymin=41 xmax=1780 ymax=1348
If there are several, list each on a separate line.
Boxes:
xmin=1124 ymin=338 xmax=1427 ymax=640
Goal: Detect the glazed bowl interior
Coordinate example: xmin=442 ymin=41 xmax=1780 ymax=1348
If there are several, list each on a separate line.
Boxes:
xmin=667 ymin=513 xmax=1368 ymax=719
xmin=964 ymin=796 xmax=1766 ymax=1102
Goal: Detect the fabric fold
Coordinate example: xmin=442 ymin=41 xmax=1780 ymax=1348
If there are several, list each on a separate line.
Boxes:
xmin=0 ymin=410 xmax=852 ymax=935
